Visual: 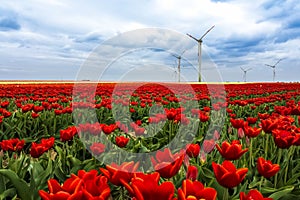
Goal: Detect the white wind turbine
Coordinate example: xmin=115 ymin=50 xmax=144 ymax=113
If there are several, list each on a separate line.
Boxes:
xmin=187 ymin=25 xmax=215 ymax=82
xmin=172 ymin=50 xmax=186 ymax=82
xmin=240 ymin=67 xmax=252 ymax=82
xmin=172 ymin=62 xmax=178 ymax=82
xmin=265 ymin=59 xmax=283 ymax=81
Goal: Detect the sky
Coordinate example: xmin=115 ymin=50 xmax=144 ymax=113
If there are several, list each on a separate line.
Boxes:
xmin=0 ymin=0 xmax=299 ymax=82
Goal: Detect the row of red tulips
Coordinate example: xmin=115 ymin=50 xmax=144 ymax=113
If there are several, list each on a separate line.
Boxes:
xmin=0 ymin=82 xmax=300 ymax=199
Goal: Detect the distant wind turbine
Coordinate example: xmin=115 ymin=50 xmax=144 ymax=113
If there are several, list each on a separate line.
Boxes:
xmin=172 ymin=61 xmax=178 ymax=81
xmin=187 ymin=25 xmax=215 ymax=82
xmin=265 ymin=59 xmax=283 ymax=81
xmin=172 ymin=50 xmax=186 ymax=82
xmin=240 ymin=67 xmax=252 ymax=82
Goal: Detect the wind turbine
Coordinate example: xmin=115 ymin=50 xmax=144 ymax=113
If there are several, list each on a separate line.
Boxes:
xmin=265 ymin=59 xmax=283 ymax=81
xmin=187 ymin=25 xmax=215 ymax=82
xmin=172 ymin=50 xmax=186 ymax=82
xmin=171 ymin=61 xmax=178 ymax=81
xmin=240 ymin=67 xmax=252 ymax=82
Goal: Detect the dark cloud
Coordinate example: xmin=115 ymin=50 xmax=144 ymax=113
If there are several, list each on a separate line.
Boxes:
xmin=0 ymin=17 xmax=21 ymax=31
xmin=71 ymin=32 xmax=103 ymax=43
xmin=262 ymin=0 xmax=286 ymax=10
xmin=211 ymin=35 xmax=266 ymax=59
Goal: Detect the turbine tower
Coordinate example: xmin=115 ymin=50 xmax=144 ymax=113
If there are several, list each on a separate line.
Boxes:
xmin=240 ymin=67 xmax=252 ymax=82
xmin=265 ymin=59 xmax=283 ymax=81
xmin=172 ymin=50 xmax=186 ymax=82
xmin=187 ymin=25 xmax=215 ymax=82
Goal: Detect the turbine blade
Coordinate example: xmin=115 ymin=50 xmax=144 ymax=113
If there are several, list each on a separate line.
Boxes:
xmin=186 ymin=33 xmax=199 ymax=42
xmin=265 ymin=64 xmax=273 ymax=67
xmin=200 ymin=25 xmax=215 ymax=40
xmin=274 ymin=58 xmax=283 ymax=66
xmin=180 ymin=50 xmax=186 ymax=56
xmin=172 ymin=54 xmax=179 ymax=58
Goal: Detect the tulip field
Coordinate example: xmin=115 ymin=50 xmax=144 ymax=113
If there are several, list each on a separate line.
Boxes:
xmin=0 ymin=81 xmax=299 ymax=200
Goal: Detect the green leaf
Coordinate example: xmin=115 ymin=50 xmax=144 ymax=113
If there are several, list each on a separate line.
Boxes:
xmin=0 ymin=188 xmax=16 ymax=200
xmin=0 ymin=169 xmax=32 ymax=200
xmin=248 ymin=176 xmax=261 ymax=188
xmin=278 ymin=194 xmax=300 ymax=200
xmin=54 ymin=166 xmax=67 ymax=182
xmin=268 ymin=186 xmax=294 ymax=200
xmin=0 ymin=174 xmax=6 ymax=193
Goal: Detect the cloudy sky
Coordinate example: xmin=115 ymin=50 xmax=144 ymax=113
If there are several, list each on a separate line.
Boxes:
xmin=0 ymin=0 xmax=299 ymax=82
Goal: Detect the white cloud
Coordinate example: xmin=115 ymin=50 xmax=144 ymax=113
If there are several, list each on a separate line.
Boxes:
xmin=0 ymin=0 xmax=299 ymax=81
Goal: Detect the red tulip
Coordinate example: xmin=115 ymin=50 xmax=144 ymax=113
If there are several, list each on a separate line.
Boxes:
xmin=0 ymin=138 xmax=25 ymax=152
xmin=60 ymin=126 xmax=77 ymax=142
xmin=133 ymin=126 xmax=145 ymax=136
xmin=203 ymin=106 xmax=210 ymax=112
xmin=41 ymin=137 xmax=55 ymax=149
xmin=127 ymin=172 xmax=175 ymax=200
xmin=202 ymin=139 xmax=216 ymax=153
xmin=166 ymin=108 xmax=178 ymax=120
xmin=261 ymin=119 xmax=278 ymax=134
xmin=246 ymin=117 xmax=257 ymax=124
xmin=33 ymin=105 xmax=44 ymax=113
xmin=175 ymin=114 xmax=190 ymax=125
xmin=30 ymin=137 xmax=55 ymax=158
xmin=102 ymin=124 xmax=117 ymax=135
xmin=293 ymin=133 xmax=300 ymax=146
xmin=31 ymin=112 xmax=39 ymax=118
xmin=243 ymin=125 xmax=262 ymax=138
xmin=78 ymin=122 xmax=102 ymax=136
xmin=240 ymin=189 xmax=272 ymax=200
xmin=30 ymin=143 xmax=47 ymax=158
xmin=186 ymin=165 xmax=198 ymax=181
xmin=216 ymin=140 xmax=248 ymax=160
xmin=0 ymin=116 xmax=3 ymax=124
xmin=151 ymin=148 xmax=184 ymax=178
xmin=238 ymin=128 xmax=245 ymax=139
xmin=39 ymin=170 xmax=111 ymax=200
xmin=213 ymin=130 xmax=220 ymax=140
xmin=2 ymin=110 xmax=11 ymax=118
xmin=177 ymin=179 xmax=217 ymax=200
xmin=135 ymin=120 xmax=142 ymax=126
xmin=100 ymin=161 xmax=139 ymax=186
xmin=272 ymin=129 xmax=295 ymax=149
xmin=54 ymin=109 xmax=62 ymax=115
xmin=257 ymin=157 xmax=280 ymax=178
xmin=199 ymin=113 xmax=210 ymax=122
xmin=258 ymin=113 xmax=270 ymax=120
xmin=90 ymin=142 xmax=105 ymax=155
xmin=230 ymin=113 xmax=236 ymax=118
xmin=39 ymin=179 xmax=71 ymax=200
xmin=115 ymin=136 xmax=129 ymax=148
xmin=22 ymin=104 xmax=34 ymax=113
xmin=0 ymin=101 xmax=9 ymax=108
xmin=212 ymin=160 xmax=248 ymax=188
xmin=230 ymin=118 xmax=245 ymax=129
xmin=186 ymin=143 xmax=200 ymax=158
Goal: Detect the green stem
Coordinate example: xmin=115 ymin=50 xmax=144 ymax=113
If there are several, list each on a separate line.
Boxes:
xmin=264 ymin=134 xmax=269 ymax=159
xmin=250 ymin=138 xmax=253 ymax=167
xmin=259 ymin=176 xmax=265 ymax=191
xmin=53 ymin=115 xmax=57 ymax=134
xmin=223 ymin=188 xmax=229 ymax=200
xmin=284 ymin=146 xmax=294 ymax=184
xmin=284 ymin=160 xmax=288 ymax=185
xmin=274 ymin=148 xmax=282 ymax=188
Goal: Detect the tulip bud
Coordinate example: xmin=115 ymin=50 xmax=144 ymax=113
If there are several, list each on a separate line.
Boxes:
xmin=186 ymin=165 xmax=198 ymax=181
xmin=238 ymin=128 xmax=245 ymax=139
